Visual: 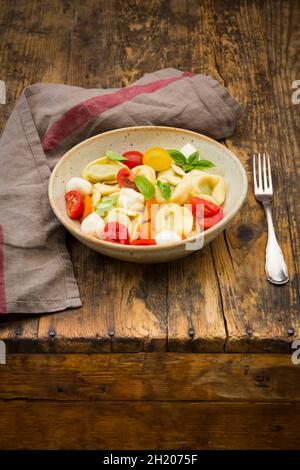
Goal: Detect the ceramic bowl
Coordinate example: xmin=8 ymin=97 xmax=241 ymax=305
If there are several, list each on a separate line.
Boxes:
xmin=49 ymin=126 xmax=247 ymax=263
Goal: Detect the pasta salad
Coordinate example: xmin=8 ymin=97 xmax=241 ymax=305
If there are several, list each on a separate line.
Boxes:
xmin=64 ymin=144 xmax=226 ymax=245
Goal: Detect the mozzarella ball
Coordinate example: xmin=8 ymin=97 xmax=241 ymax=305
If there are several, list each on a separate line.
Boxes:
xmin=81 ymin=212 xmax=105 ymax=238
xmin=66 ymin=177 xmax=92 ymax=196
xmin=180 ymin=143 xmax=197 ymax=158
xmin=118 ymin=188 xmax=145 ymax=212
xmin=155 ymin=230 xmax=182 ymax=245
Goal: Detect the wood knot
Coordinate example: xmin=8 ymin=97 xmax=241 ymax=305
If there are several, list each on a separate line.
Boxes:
xmin=236 ymin=224 xmax=254 ymax=242
xmin=134 ymin=285 xmax=148 ymax=301
xmin=271 ymin=425 xmax=283 ymax=432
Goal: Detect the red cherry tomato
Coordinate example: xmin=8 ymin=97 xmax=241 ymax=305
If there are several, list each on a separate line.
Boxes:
xmin=117 ymin=168 xmax=137 ymax=190
xmin=203 ymin=207 xmax=224 ymax=230
xmin=122 ymin=150 xmax=143 ymax=169
xmin=130 ymin=239 xmax=157 ymax=246
xmin=100 ymin=222 xmax=129 ymax=244
xmin=189 ymin=197 xmax=220 ymax=218
xmin=65 ymin=190 xmax=84 ymax=220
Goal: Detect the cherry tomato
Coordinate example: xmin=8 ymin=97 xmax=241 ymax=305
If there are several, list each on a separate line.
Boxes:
xmin=204 ymin=207 xmax=224 ymax=230
xmin=100 ymin=222 xmax=129 ymax=244
xmin=65 ymin=190 xmax=84 ymax=220
xmin=143 ymin=147 xmax=172 ymax=171
xmin=122 ymin=150 xmax=143 ymax=169
xmin=130 ymin=239 xmax=157 ymax=246
xmin=189 ymin=197 xmax=220 ymax=218
xmin=117 ymin=168 xmax=137 ymax=190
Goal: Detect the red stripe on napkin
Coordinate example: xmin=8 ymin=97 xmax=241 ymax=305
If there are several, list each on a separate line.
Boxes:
xmin=42 ymin=71 xmax=194 ymax=151
xmin=0 ymin=226 xmax=7 ymax=314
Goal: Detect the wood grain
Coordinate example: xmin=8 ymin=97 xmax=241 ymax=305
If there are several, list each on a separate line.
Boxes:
xmin=210 ymin=0 xmax=300 ymax=352
xmin=0 ymin=353 xmax=300 ymax=402
xmin=0 ymin=0 xmax=299 ymax=353
xmin=0 ymin=400 xmax=299 ymax=449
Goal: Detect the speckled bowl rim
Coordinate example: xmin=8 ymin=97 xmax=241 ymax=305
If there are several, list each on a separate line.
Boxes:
xmin=49 ymin=126 xmax=248 ymax=252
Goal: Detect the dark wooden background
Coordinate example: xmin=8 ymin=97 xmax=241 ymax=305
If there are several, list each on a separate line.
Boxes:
xmin=1 ymin=0 xmax=300 ymax=451
xmin=0 ymin=0 xmax=299 ymax=354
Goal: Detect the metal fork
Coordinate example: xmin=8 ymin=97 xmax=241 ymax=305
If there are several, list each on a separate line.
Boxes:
xmin=253 ymin=153 xmax=289 ymax=285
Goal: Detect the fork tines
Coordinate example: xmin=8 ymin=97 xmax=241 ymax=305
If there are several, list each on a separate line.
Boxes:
xmin=253 ymin=152 xmax=273 ymax=194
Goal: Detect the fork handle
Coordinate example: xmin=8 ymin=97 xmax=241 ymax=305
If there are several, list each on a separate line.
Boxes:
xmin=263 ymin=202 xmax=289 ymax=285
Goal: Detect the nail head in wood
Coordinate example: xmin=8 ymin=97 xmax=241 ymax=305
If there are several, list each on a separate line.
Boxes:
xmin=188 ymin=327 xmax=195 ymax=338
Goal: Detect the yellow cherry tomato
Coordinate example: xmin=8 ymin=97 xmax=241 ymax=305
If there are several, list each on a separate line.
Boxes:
xmin=143 ymin=147 xmax=172 ymax=171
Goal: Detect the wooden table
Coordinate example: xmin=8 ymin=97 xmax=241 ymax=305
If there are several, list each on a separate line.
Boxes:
xmin=0 ymin=0 xmax=300 ymax=450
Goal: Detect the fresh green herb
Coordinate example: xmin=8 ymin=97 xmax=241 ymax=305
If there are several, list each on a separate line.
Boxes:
xmin=167 ymin=149 xmax=187 ymax=167
xmin=157 ymin=180 xmax=171 ymax=200
xmin=182 ymin=164 xmax=195 ymax=172
xmin=106 ymin=150 xmax=126 ymax=162
xmin=192 ymin=160 xmax=215 ymax=169
xmin=167 ymin=148 xmax=215 ymax=172
xmin=187 ymin=151 xmax=200 ymax=164
xmin=134 ymin=175 xmax=155 ymax=200
xmin=94 ymin=193 xmax=119 ymax=216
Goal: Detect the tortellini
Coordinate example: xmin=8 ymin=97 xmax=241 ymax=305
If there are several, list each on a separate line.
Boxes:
xmin=132 ymin=165 xmax=156 ymax=184
xmin=107 ymin=208 xmax=143 ymax=241
xmin=92 ymin=183 xmax=121 ymax=205
xmin=169 ymin=180 xmax=191 ymax=205
xmin=171 ymin=164 xmax=186 ymax=177
xmin=157 ymin=165 xmax=184 ymax=186
xmin=82 ymin=157 xmax=125 ymax=184
xmin=92 ymin=188 xmax=101 ymax=206
xmin=189 ymin=174 xmax=226 ymax=205
xmin=118 ymin=188 xmax=145 ymax=212
xmin=66 ymin=143 xmax=226 ymax=246
xmin=156 ymin=165 xmax=189 ymax=204
xmin=155 ymin=203 xmax=193 ymax=238
xmin=94 ymin=183 xmax=121 ymax=196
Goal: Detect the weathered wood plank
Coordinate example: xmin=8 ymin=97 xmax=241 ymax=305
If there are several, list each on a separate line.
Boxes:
xmin=0 ymin=400 xmax=299 ymax=449
xmin=0 ymin=0 xmax=299 ymax=353
xmin=168 ymin=248 xmax=226 ymax=352
xmin=0 ymin=0 xmax=76 ymax=349
xmin=36 ymin=0 xmax=169 ymax=352
xmin=210 ymin=0 xmax=300 ymax=352
xmin=0 ymin=353 xmax=299 ymax=402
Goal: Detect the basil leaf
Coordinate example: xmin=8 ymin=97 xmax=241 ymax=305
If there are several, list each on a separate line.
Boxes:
xmin=192 ymin=160 xmax=215 ymax=169
xmin=106 ymin=150 xmax=126 ymax=161
xmin=134 ymin=175 xmax=155 ymax=200
xmin=187 ymin=150 xmax=200 ymax=164
xmin=182 ymin=164 xmax=195 ymax=172
xmin=95 ymin=193 xmax=118 ymax=216
xmin=157 ymin=180 xmax=171 ymax=200
xmin=167 ymin=149 xmax=187 ymax=167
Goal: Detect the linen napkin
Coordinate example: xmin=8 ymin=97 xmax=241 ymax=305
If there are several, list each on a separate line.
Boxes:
xmin=0 ymin=68 xmax=243 ymax=314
